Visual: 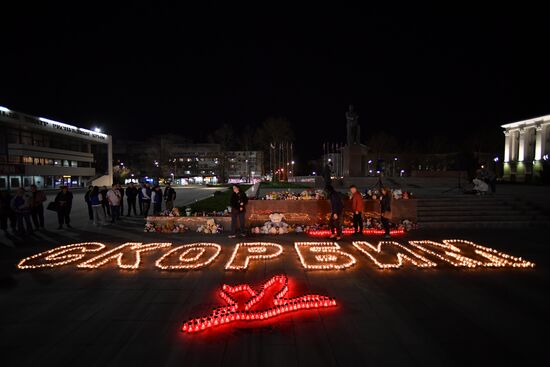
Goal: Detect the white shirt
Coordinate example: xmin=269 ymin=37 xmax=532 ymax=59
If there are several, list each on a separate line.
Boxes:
xmin=141 ymin=187 xmax=151 ymax=200
xmin=106 ymin=189 xmax=121 ymax=206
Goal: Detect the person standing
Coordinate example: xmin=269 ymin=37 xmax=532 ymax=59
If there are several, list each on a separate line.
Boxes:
xmin=380 ymin=187 xmax=392 ymax=238
xmin=11 ymin=188 xmax=33 ymax=234
xmin=327 ymin=185 xmax=343 ymax=240
xmin=0 ymin=191 xmax=17 ymax=233
xmin=350 ymin=185 xmax=364 ymax=235
xmin=90 ymin=186 xmax=105 ymax=225
xmin=106 ymin=184 xmax=121 ymax=223
xmin=30 ymin=184 xmax=46 ymax=229
xmin=117 ymin=184 xmax=125 ymax=215
xmin=100 ymin=185 xmax=110 ymax=217
xmin=140 ymin=183 xmax=152 ymax=217
xmin=323 ymin=162 xmax=333 ymax=189
xmin=84 ymin=185 xmax=94 ymax=221
xmin=228 ymin=184 xmax=248 ymax=238
xmin=164 ymin=183 xmax=176 ymax=211
xmin=151 ymin=185 xmax=163 ymax=215
xmin=54 ymin=186 xmax=73 ymax=229
xmin=125 ymin=183 xmax=138 ymax=216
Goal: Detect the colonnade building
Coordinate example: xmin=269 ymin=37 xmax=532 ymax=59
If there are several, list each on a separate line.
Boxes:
xmin=502 ymin=114 xmax=550 ymax=182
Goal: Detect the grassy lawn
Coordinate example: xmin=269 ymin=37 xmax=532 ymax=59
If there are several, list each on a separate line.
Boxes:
xmin=259 ymin=181 xmax=313 ymax=189
xmin=184 ymin=185 xmax=251 ymax=213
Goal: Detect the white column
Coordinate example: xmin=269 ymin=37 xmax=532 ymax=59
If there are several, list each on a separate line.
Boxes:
xmin=518 ymin=128 xmax=526 ymax=162
xmin=504 ymin=131 xmax=511 ymax=162
xmin=535 ymin=125 xmax=545 ymax=160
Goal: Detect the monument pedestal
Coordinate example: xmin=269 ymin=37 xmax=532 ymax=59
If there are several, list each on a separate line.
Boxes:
xmin=342 ymin=144 xmax=368 ymax=177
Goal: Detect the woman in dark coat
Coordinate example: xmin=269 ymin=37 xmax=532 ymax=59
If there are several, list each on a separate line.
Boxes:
xmin=380 ymin=187 xmax=392 ymax=238
xmin=228 ymin=185 xmax=248 ymax=238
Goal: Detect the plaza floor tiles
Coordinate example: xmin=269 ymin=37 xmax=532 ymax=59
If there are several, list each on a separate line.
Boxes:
xmin=1 ymin=229 xmax=549 ymax=366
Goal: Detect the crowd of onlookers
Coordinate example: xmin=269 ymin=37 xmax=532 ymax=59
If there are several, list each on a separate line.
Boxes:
xmin=0 ymin=182 xmax=177 ymax=235
xmin=83 ymin=182 xmax=176 ymax=225
xmin=0 ymin=184 xmax=69 ymax=234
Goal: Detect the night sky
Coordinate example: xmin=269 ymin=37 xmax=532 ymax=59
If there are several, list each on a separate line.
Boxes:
xmin=2 ymin=4 xmax=550 ymax=164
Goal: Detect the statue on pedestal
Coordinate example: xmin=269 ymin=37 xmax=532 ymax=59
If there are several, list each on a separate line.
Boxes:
xmin=346 ymin=105 xmax=360 ymax=145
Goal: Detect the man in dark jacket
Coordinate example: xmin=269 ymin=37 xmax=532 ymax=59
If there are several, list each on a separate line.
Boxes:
xmin=54 ymin=186 xmax=73 ymax=229
xmin=84 ymin=185 xmax=94 ymax=221
xmin=30 ymin=184 xmax=47 ymax=229
xmin=152 ymin=185 xmax=163 ymax=215
xmin=125 ymin=183 xmax=138 ymax=216
xmin=323 ymin=162 xmax=333 ymax=189
xmin=164 ymin=183 xmax=177 ymax=211
xmin=327 ymin=185 xmax=343 ymax=240
xmin=380 ymin=187 xmax=392 ymax=238
xmin=117 ymin=184 xmax=125 ymax=215
xmin=100 ymin=186 xmax=110 ymax=217
xmin=0 ymin=190 xmax=17 ymax=233
xmin=228 ymin=185 xmax=248 ymax=238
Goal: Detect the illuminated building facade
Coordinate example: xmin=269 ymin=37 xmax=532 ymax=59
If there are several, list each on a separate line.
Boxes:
xmin=502 ymin=114 xmax=550 ymax=182
xmin=0 ymin=106 xmax=112 ymax=189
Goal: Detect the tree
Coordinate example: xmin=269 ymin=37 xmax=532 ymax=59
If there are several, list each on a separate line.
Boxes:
xmin=367 ymin=132 xmax=398 ymax=156
xmin=209 ymin=123 xmax=235 ymax=150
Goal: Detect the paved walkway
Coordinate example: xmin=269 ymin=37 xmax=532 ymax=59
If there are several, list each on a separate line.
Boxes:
xmin=1 ymin=219 xmax=548 ymax=366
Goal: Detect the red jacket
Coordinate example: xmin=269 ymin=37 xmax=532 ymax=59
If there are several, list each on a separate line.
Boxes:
xmin=351 ymin=192 xmax=364 ymax=212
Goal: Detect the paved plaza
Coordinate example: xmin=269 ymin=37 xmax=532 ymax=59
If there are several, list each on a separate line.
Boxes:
xmin=1 ymin=190 xmax=549 ymax=366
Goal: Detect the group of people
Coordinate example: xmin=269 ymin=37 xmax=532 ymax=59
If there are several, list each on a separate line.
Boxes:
xmin=326 ymin=185 xmax=392 ymax=240
xmin=227 ymin=183 xmax=392 ymax=240
xmin=84 ymin=182 xmax=177 ymax=225
xmin=472 ymin=167 xmax=497 ymax=195
xmin=0 ymin=185 xmax=47 ymax=234
xmin=0 ymin=185 xmax=73 ymax=233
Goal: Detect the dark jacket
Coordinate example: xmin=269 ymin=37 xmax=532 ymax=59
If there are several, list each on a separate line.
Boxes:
xmin=328 ymin=191 xmax=343 ymax=214
xmin=100 ymin=189 xmax=108 ymax=204
xmin=31 ymin=190 xmax=46 ymax=207
xmin=323 ymin=164 xmax=332 ymax=184
xmin=381 ymin=194 xmax=391 ymax=213
xmin=152 ymin=189 xmax=163 ymax=204
xmin=164 ymin=187 xmax=176 ymax=201
xmin=55 ymin=191 xmax=73 ymax=209
xmin=126 ymin=186 xmax=138 ymax=200
xmin=117 ymin=187 xmax=125 ymax=198
xmin=84 ymin=190 xmax=92 ymax=204
xmin=230 ymin=191 xmax=248 ymax=212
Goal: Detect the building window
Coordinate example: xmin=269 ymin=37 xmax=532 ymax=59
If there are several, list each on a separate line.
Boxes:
xmin=54 ymin=160 xmax=61 ymax=166
xmin=70 ymin=160 xmax=78 ymax=167
xmin=7 ymin=130 xmax=20 ymax=144
xmin=10 ymin=177 xmax=20 ymax=188
xmin=8 ymin=155 xmax=21 ymax=164
xmin=21 ymin=132 xmax=32 ymax=145
xmin=22 ymin=156 xmax=33 ymax=164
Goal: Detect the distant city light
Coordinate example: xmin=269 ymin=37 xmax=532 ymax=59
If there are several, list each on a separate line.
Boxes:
xmin=376 ymin=170 xmax=380 ymax=174
xmin=394 ymin=157 xmax=398 ymax=161
xmin=0 ymin=106 xmax=10 ymax=112
xmin=328 ymin=158 xmax=332 ymax=162
xmin=400 ymin=169 xmax=405 ymax=173
xmin=369 ymin=169 xmax=373 ymax=173
xmin=543 ymin=154 xmax=549 ymax=161
xmin=291 ymin=161 xmax=295 ymax=165
xmin=494 ymin=157 xmax=499 ymax=162
xmin=94 ymin=127 xmax=102 ymax=133
xmin=368 ymin=160 xmax=372 ymax=164
xmin=120 ymin=162 xmax=124 ymax=166
xmin=312 ymin=171 xmax=316 ymax=175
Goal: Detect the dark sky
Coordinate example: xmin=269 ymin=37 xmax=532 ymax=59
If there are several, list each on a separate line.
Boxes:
xmin=2 ymin=4 xmax=550 ymax=164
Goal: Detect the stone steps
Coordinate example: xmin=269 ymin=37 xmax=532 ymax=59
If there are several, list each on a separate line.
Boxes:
xmin=416 ymin=195 xmax=549 ymax=228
